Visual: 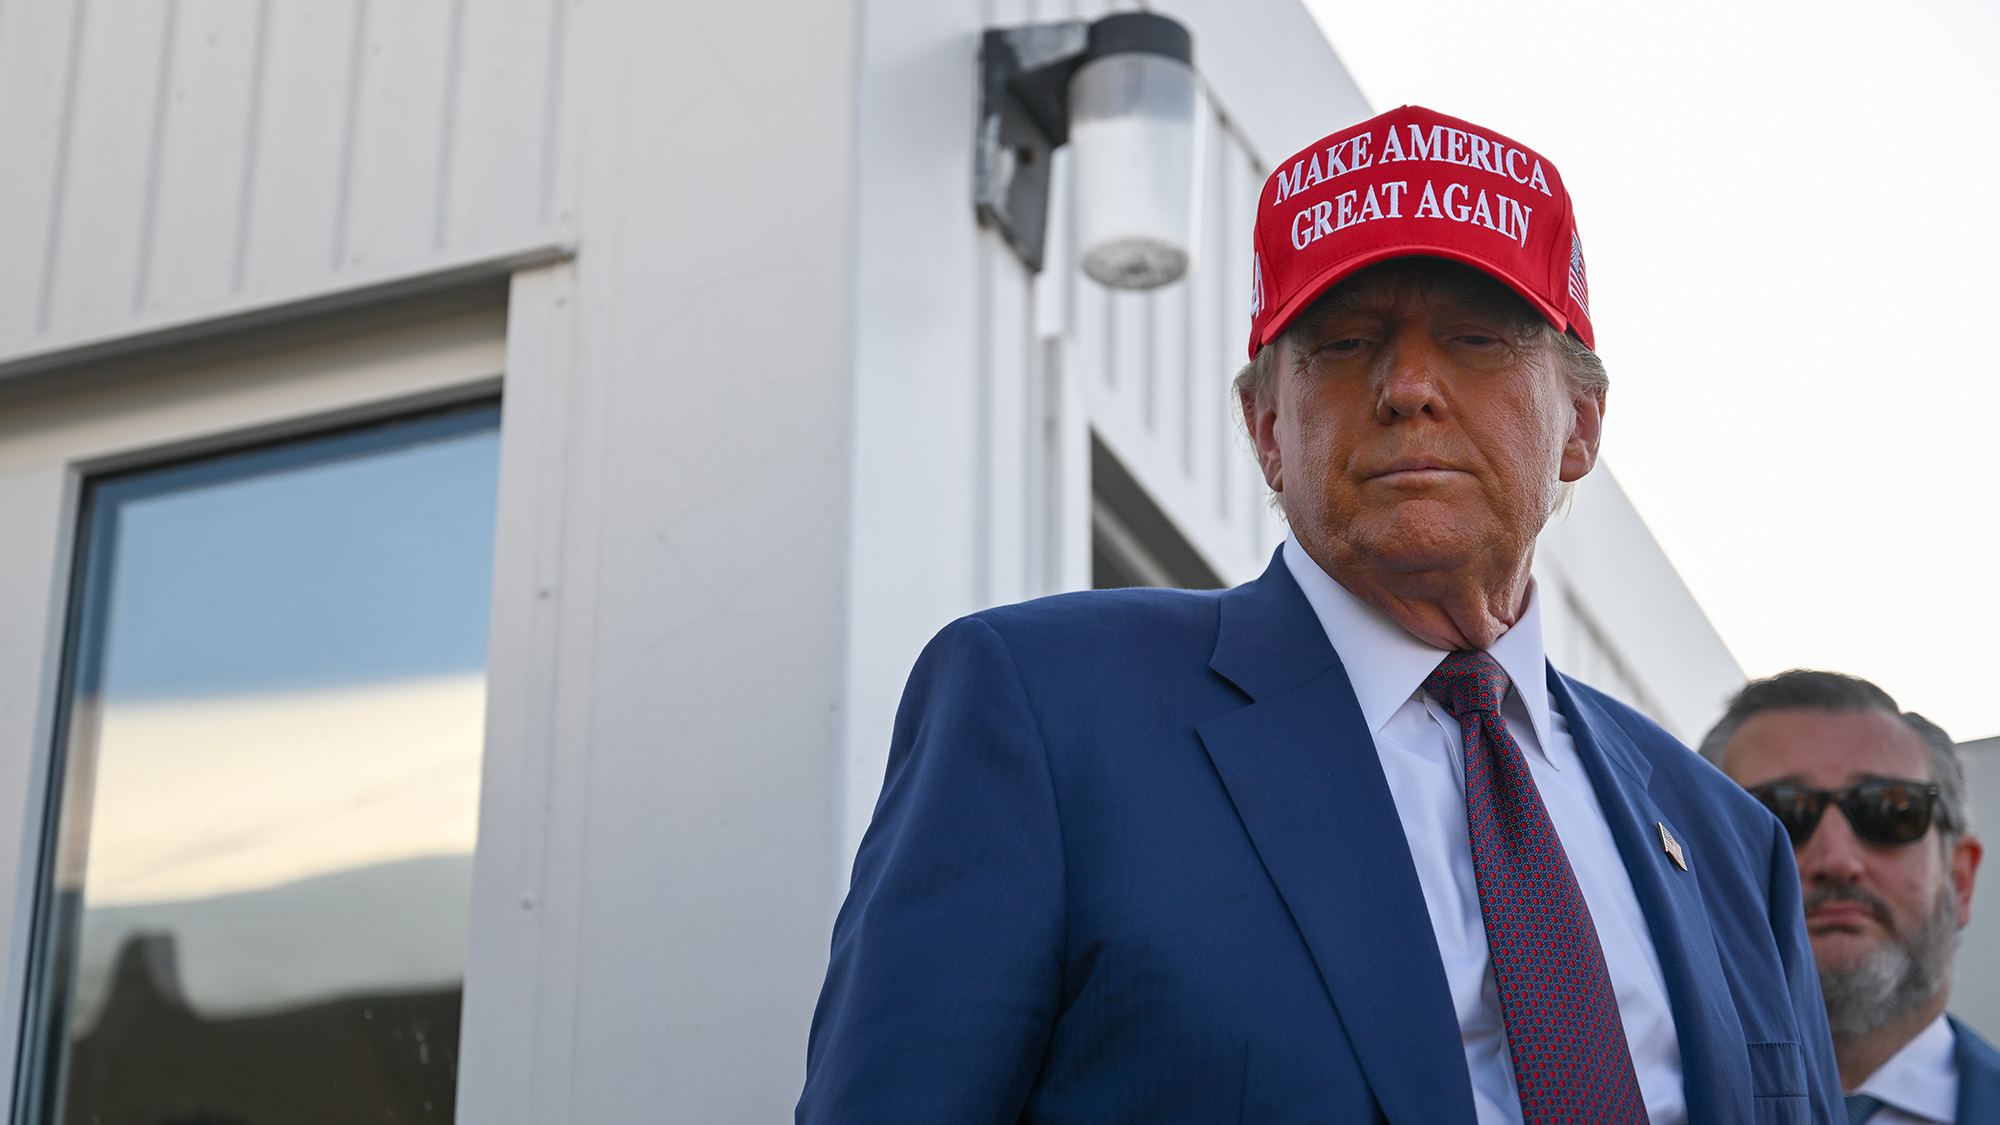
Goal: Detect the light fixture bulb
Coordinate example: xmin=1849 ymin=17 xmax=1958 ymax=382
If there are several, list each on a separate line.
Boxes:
xmin=1068 ymin=50 xmax=1199 ymax=290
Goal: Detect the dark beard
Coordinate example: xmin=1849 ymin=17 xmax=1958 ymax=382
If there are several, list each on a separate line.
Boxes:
xmin=1814 ymin=880 xmax=1957 ymax=1042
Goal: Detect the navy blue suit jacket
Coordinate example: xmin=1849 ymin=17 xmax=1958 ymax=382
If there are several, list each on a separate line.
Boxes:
xmin=1953 ymin=1017 xmax=2000 ymax=1122
xmin=801 ymin=553 xmax=1841 ymax=1123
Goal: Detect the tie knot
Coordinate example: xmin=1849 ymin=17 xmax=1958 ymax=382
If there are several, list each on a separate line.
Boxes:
xmin=1423 ymin=650 xmax=1510 ymax=718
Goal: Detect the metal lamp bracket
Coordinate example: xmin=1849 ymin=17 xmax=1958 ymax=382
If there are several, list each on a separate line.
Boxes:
xmin=975 ymin=13 xmax=1196 ymax=273
xmin=974 ymin=21 xmax=1091 ymax=273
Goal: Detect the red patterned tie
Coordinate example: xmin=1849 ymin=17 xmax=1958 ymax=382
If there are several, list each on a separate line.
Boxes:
xmin=1423 ymin=650 xmax=1648 ymax=1125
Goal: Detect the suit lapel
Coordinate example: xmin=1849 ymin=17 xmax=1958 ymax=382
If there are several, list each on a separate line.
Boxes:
xmin=1199 ymin=554 xmax=1473 ymax=1124
xmin=1548 ymin=670 xmax=1751 ymax=1122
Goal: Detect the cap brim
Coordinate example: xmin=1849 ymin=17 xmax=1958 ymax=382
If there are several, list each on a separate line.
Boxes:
xmin=1255 ymin=244 xmax=1575 ymax=355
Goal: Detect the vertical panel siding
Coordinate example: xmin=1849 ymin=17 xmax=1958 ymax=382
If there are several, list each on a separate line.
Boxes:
xmin=0 ymin=0 xmax=82 ymax=342
xmin=449 ymin=0 xmax=568 ymax=242
xmin=243 ymin=0 xmax=361 ymax=296
xmin=975 ymin=228 xmax=1037 ymax=606
xmin=40 ymin=0 xmax=170 ymax=335
xmin=0 ymin=0 xmax=568 ymax=363
xmin=143 ymin=0 xmax=264 ymax=315
xmin=344 ymin=1 xmax=453 ymax=268
xmin=1220 ymin=129 xmax=1268 ymax=562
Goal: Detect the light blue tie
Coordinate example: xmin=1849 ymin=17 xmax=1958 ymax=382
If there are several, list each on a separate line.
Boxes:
xmin=1845 ymin=1093 xmax=1884 ymax=1125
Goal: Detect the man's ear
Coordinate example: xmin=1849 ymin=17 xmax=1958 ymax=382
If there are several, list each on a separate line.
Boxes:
xmin=1558 ymin=386 xmax=1605 ymax=484
xmin=1953 ymin=832 xmax=1982 ymax=929
xmin=1240 ymin=384 xmax=1284 ymax=494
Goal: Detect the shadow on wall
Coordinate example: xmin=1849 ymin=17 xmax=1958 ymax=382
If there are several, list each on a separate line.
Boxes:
xmin=62 ymin=932 xmax=459 ymax=1125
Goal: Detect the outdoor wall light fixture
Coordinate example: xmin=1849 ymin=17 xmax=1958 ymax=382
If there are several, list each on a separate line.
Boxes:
xmin=975 ymin=12 xmax=1198 ymax=290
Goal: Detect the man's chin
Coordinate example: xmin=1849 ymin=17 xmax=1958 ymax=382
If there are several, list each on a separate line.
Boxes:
xmin=1817 ymin=884 xmax=1958 ymax=1041
xmin=1808 ymin=931 xmax=1886 ymax=976
xmin=1338 ymin=510 xmax=1502 ymax=576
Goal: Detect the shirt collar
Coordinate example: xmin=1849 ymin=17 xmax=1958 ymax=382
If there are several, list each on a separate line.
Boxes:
xmin=1282 ymin=531 xmax=1553 ymax=751
xmin=1854 ymin=1013 xmax=1958 ymax=1123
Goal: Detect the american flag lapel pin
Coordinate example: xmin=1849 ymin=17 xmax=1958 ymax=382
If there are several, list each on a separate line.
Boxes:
xmin=1658 ymin=822 xmax=1687 ymax=871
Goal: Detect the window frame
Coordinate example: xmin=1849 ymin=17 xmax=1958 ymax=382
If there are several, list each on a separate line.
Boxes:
xmin=0 ymin=287 xmax=509 ymax=1119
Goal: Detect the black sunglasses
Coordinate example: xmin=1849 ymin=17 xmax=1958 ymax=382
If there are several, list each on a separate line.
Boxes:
xmin=1748 ymin=779 xmax=1942 ymax=849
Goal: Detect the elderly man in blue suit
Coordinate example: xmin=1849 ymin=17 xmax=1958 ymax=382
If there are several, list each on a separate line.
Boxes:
xmin=800 ymin=105 xmax=1841 ymax=1124
xmin=1703 ymin=670 xmax=1999 ymax=1124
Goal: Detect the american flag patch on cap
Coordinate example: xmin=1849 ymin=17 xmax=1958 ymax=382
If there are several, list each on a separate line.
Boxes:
xmin=1567 ymin=232 xmax=1590 ymax=320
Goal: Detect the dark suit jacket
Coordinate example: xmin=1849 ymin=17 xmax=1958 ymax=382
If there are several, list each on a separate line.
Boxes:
xmin=1954 ymin=1017 xmax=2000 ymax=1122
xmin=800 ymin=552 xmax=1841 ymax=1123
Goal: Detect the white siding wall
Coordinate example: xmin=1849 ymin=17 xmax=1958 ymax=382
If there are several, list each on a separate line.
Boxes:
xmin=1536 ymin=467 xmax=1746 ymax=743
xmin=0 ymin=0 xmax=855 ymax=1119
xmin=456 ymin=1 xmax=861 ymax=1117
xmin=0 ymin=0 xmax=571 ymax=373
xmin=0 ymin=0 xmax=1750 ymax=1118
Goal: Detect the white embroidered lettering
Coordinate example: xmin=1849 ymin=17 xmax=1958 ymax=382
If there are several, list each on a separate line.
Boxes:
xmin=1415 ymin=180 xmax=1444 ymax=219
xmin=1443 ymin=183 xmax=1471 ymax=222
xmin=1503 ymin=196 xmax=1532 ymax=246
xmin=1275 ymin=159 xmax=1308 ymax=204
xmin=1409 ymin=125 xmax=1445 ymax=162
xmin=1357 ymin=185 xmax=1385 ymax=223
xmin=1311 ymin=200 xmax=1335 ymax=239
xmin=1471 ymin=189 xmax=1496 ymax=231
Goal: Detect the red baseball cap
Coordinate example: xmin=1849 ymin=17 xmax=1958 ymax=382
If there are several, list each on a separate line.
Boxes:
xmin=1247 ymin=105 xmax=1593 ymax=358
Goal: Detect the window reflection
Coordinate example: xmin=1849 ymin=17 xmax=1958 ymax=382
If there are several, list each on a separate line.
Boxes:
xmin=25 ymin=404 xmax=502 ymax=1125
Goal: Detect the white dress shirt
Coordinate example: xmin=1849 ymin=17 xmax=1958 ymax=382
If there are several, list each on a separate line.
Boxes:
xmin=1283 ymin=534 xmax=1686 ymax=1125
xmin=1852 ymin=1013 xmax=1958 ymax=1124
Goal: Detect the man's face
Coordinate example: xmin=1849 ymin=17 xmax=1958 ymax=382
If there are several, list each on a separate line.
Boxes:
xmin=1242 ymin=265 xmax=1602 ymax=588
xmin=1721 ymin=709 xmax=1980 ymax=1018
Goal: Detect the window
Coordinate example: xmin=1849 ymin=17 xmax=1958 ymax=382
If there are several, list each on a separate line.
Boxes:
xmin=19 ymin=402 xmax=502 ymax=1125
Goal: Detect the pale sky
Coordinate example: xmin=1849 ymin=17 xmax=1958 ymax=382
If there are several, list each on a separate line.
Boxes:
xmin=1299 ymin=0 xmax=2000 ymax=742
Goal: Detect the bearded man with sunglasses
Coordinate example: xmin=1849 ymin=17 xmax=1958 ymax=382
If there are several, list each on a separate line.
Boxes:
xmin=1703 ymin=670 xmax=1998 ymax=1123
